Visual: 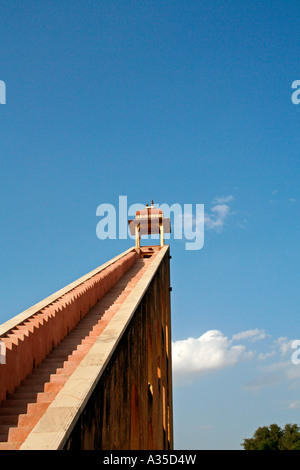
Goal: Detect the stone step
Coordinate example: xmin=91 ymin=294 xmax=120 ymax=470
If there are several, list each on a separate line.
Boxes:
xmin=26 ymin=401 xmax=51 ymax=416
xmin=44 ymin=382 xmax=62 ymax=394
xmin=1 ymin=399 xmax=31 ymax=409
xmin=48 ymin=374 xmax=68 ymax=384
xmin=56 ymin=337 xmax=85 ymax=352
xmin=31 ymin=367 xmax=61 ymax=377
xmin=33 ymin=362 xmax=64 ymax=372
xmin=22 ymin=375 xmax=49 ymax=391
xmin=26 ymin=373 xmax=53 ymax=382
xmin=17 ymin=411 xmax=41 ymax=428
xmin=5 ymin=335 xmax=19 ymax=346
xmin=36 ymin=391 xmax=57 ymax=403
xmin=28 ymin=366 xmax=57 ymax=376
xmin=72 ymin=344 xmax=91 ymax=355
xmin=30 ymin=369 xmax=55 ymax=378
xmin=55 ymin=364 xmax=77 ymax=375
xmin=16 ymin=383 xmax=45 ymax=392
xmin=0 ymin=255 xmax=145 ymax=447
xmin=72 ymin=322 xmax=100 ymax=330
xmin=8 ymin=425 xmax=32 ymax=443
xmin=0 ymin=441 xmax=21 ymax=449
xmin=0 ymin=415 xmax=19 ymax=426
xmin=0 ymin=424 xmax=14 ymax=435
xmin=0 ymin=407 xmax=28 ymax=416
xmin=48 ymin=350 xmax=74 ymax=358
xmin=8 ymin=391 xmax=38 ymax=400
xmin=38 ymin=357 xmax=65 ymax=365
xmin=20 ymin=377 xmax=49 ymax=386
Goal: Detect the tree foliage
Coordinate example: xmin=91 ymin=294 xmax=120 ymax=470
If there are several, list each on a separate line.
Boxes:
xmin=242 ymin=423 xmax=300 ymax=450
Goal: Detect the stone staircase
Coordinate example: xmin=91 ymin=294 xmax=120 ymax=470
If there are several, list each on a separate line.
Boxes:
xmin=0 ymin=252 xmax=157 ymax=450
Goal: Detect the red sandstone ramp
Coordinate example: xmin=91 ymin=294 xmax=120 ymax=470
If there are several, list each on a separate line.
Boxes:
xmin=0 ymin=246 xmax=169 ymax=450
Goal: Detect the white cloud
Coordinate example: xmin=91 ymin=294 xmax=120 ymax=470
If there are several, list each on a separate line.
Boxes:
xmin=288 ymin=401 xmax=300 ymax=409
xmin=274 ymin=337 xmax=294 ymax=356
xmin=236 ymin=218 xmax=249 ymax=229
xmin=212 ymin=195 xmax=234 ymax=204
xmin=172 ymin=195 xmax=235 ymax=236
xmin=172 ymin=329 xmax=253 ymax=383
xmin=242 ymin=349 xmax=300 ymax=392
xmin=205 ymin=200 xmax=232 ymax=232
xmin=172 ymin=327 xmax=300 ymax=391
xmin=257 ymin=351 xmax=276 ymax=361
xmin=241 ymin=335 xmax=300 ymax=391
xmin=285 ymin=360 xmax=300 ymax=381
xmin=232 ymin=328 xmax=268 ymax=343
xmin=211 ymin=204 xmax=230 ymax=219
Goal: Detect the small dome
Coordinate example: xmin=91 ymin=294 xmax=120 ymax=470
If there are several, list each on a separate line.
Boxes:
xmin=136 ymin=201 xmax=163 ymax=219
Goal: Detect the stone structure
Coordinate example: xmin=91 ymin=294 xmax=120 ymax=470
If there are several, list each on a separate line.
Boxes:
xmin=0 ymin=243 xmax=173 ymax=450
xmin=128 ymin=200 xmax=171 ymax=249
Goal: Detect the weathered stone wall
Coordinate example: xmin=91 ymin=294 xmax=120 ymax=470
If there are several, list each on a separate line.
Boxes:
xmin=63 ymin=248 xmax=173 ymax=450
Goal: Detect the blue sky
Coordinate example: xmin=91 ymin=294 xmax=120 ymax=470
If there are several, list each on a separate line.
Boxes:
xmin=1 ymin=0 xmax=300 ymax=449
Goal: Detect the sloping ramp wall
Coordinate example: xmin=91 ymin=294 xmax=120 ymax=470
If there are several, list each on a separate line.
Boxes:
xmin=0 ymin=248 xmax=138 ymax=402
xmin=20 ymin=245 xmax=173 ymax=450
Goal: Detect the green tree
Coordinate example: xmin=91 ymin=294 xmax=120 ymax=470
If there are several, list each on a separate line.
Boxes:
xmin=242 ymin=423 xmax=300 ymax=450
xmin=279 ymin=424 xmax=300 ymax=450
